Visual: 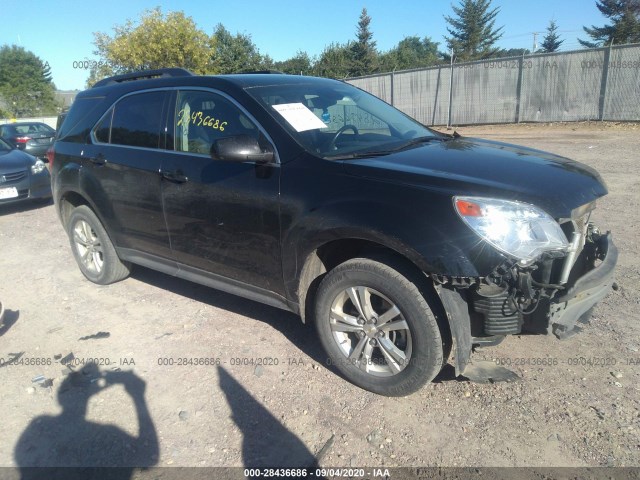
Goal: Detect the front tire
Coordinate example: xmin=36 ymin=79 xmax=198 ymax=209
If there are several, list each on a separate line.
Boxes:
xmin=314 ymin=258 xmax=444 ymax=396
xmin=67 ymin=205 xmax=131 ymax=285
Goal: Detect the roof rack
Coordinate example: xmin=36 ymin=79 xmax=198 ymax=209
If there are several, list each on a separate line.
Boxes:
xmin=92 ymin=68 xmax=193 ymax=88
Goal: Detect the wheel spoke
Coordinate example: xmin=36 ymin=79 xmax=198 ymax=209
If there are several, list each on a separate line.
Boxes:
xmin=377 ymin=304 xmax=401 ymax=327
xmin=378 ymin=337 xmax=406 ymax=373
xmin=346 ymin=287 xmax=365 ymax=318
xmin=74 ymin=224 xmax=88 ymax=243
xmin=347 ymin=287 xmax=376 ymax=320
xmin=73 ymin=232 xmax=89 ymax=247
xmin=92 ymin=252 xmax=103 ymax=271
xmin=381 ymin=319 xmax=409 ymax=332
xmin=360 ymin=342 xmax=373 ymax=373
xmin=332 ymin=322 xmax=363 ymax=333
xmin=358 ymin=287 xmax=377 ymax=319
xmin=81 ymin=221 xmax=90 ymax=241
xmin=81 ymin=249 xmax=92 ymax=267
xmin=349 ymin=336 xmax=368 ymax=362
xmin=82 ymin=222 xmax=95 ymax=243
xmin=331 ymin=308 xmax=360 ymax=326
xmin=330 ymin=307 xmax=362 ymax=333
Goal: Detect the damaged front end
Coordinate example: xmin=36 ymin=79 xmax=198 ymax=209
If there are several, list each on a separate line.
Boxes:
xmin=435 ymin=200 xmax=617 ymax=377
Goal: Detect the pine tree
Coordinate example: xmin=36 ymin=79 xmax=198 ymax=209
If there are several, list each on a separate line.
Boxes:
xmin=579 ymin=0 xmax=640 ymax=47
xmin=540 ymin=20 xmax=564 ymax=52
xmin=444 ymin=0 xmax=504 ymax=61
xmin=0 ymin=45 xmax=59 ymax=116
xmin=351 ymin=8 xmax=378 ymax=76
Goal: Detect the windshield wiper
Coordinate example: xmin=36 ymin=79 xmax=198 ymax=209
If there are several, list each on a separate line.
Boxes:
xmin=389 ymin=135 xmax=446 ymax=152
xmin=327 ymin=149 xmax=402 ymax=160
xmin=326 ymin=136 xmax=445 ymax=160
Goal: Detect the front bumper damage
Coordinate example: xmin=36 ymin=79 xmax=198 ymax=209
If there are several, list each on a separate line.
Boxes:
xmin=437 ymin=229 xmax=618 ymax=377
xmin=549 ymin=232 xmax=617 ymax=338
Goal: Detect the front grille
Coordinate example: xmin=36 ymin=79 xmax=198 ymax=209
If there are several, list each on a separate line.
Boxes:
xmin=0 ymin=170 xmax=27 ymax=184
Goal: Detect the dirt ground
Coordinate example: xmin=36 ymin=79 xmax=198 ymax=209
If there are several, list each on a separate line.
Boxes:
xmin=0 ymin=122 xmax=639 ymax=474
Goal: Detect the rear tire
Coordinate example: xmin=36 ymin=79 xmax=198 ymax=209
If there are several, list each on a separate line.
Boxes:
xmin=67 ymin=205 xmax=130 ymax=285
xmin=314 ymin=258 xmax=444 ymax=396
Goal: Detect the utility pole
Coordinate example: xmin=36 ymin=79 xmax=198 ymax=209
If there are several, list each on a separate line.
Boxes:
xmin=532 ymin=32 xmax=539 ymax=53
xmin=447 ymin=48 xmax=454 ymax=128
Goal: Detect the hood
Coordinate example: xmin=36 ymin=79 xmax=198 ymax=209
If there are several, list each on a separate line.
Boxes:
xmin=342 ymin=137 xmax=607 ymax=218
xmin=0 ymin=148 xmax=36 ymax=172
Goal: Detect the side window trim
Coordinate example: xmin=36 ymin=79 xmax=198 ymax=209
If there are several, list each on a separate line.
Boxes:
xmin=162 ymin=91 xmax=177 ymax=152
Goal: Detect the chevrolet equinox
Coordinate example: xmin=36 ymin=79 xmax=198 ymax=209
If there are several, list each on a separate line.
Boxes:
xmin=50 ymin=69 xmax=617 ymax=396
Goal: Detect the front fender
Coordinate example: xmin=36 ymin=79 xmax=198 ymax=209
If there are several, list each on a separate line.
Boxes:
xmin=278 ymin=155 xmax=508 ymax=306
xmin=280 ymin=191 xmax=505 ymax=304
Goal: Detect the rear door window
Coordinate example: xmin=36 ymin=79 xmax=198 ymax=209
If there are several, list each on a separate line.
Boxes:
xmin=100 ymin=91 xmax=167 ymax=149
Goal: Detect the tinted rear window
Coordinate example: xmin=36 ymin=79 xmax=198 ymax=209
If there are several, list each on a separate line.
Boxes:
xmin=109 ymin=92 xmax=165 ymax=149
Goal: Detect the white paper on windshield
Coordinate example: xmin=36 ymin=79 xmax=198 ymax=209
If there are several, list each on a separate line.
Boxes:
xmin=272 ymin=103 xmax=327 ymax=132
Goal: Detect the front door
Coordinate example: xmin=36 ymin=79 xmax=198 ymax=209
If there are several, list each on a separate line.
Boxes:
xmin=160 ymin=89 xmax=283 ymax=294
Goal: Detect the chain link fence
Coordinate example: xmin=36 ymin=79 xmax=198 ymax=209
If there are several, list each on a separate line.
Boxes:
xmin=347 ymin=44 xmax=640 ymax=126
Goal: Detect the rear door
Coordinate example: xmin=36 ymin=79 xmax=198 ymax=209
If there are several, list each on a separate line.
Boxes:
xmin=160 ymin=89 xmax=283 ymax=294
xmin=83 ymin=90 xmax=173 ymax=261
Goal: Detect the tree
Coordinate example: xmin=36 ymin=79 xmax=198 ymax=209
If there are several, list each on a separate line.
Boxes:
xmin=579 ymin=0 xmax=640 ymax=47
xmin=540 ymin=20 xmax=564 ymax=52
xmin=273 ymin=51 xmax=315 ymax=75
xmin=493 ymin=48 xmax=531 ymax=58
xmin=379 ymin=36 xmax=440 ymax=71
xmin=88 ymin=8 xmax=214 ymax=86
xmin=316 ymin=42 xmax=355 ymax=79
xmin=211 ymin=24 xmax=266 ymax=73
xmin=444 ymin=0 xmax=504 ymax=61
xmin=260 ymin=54 xmax=276 ymax=71
xmin=351 ymin=8 xmax=378 ymax=76
xmin=0 ymin=45 xmax=60 ymax=117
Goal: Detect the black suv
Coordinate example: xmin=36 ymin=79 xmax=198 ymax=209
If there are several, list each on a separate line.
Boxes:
xmin=51 ymin=69 xmax=617 ymax=396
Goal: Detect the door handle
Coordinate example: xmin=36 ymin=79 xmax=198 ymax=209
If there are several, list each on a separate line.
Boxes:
xmin=89 ymin=153 xmax=107 ymax=166
xmin=160 ymin=170 xmax=189 ymax=183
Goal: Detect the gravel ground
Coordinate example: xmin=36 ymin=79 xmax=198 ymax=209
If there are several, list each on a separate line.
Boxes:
xmin=0 ymin=122 xmax=639 ymax=474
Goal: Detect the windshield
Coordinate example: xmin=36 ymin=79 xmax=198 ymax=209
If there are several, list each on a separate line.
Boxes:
xmin=246 ymin=80 xmax=441 ymax=159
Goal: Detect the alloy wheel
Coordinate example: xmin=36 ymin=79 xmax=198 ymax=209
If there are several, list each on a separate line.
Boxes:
xmin=73 ymin=220 xmax=104 ymax=274
xmin=329 ymin=286 xmax=412 ymax=377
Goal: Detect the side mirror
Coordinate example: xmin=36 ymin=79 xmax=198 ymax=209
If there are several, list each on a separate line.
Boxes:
xmin=211 ymin=135 xmax=274 ymax=163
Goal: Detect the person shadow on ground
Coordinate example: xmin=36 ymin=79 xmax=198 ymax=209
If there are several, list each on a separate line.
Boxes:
xmin=217 ymin=366 xmax=329 ymax=478
xmin=14 ymin=363 xmax=158 ymax=480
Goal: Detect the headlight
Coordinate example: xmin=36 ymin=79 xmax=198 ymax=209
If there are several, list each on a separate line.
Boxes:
xmin=31 ymin=160 xmax=46 ymax=175
xmin=454 ymin=196 xmax=568 ymax=263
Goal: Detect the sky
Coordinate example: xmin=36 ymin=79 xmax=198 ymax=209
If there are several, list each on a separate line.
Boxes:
xmin=2 ymin=0 xmax=607 ymax=90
